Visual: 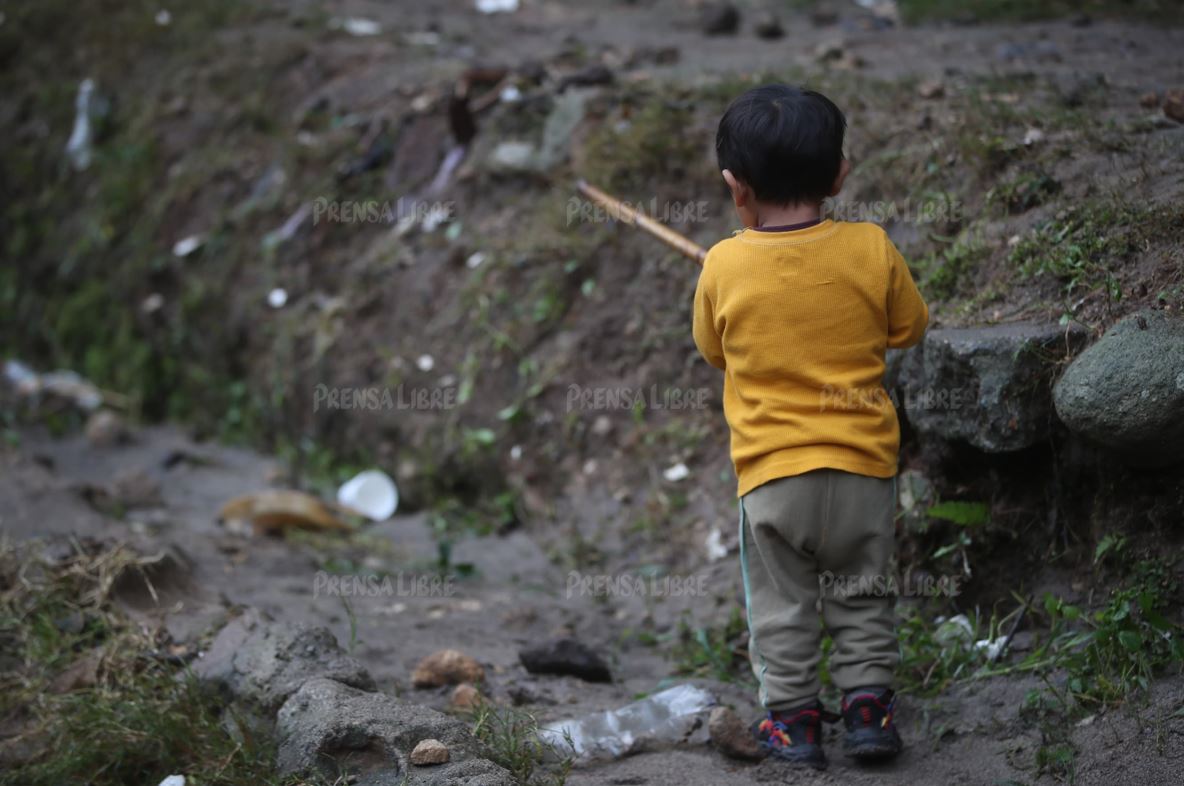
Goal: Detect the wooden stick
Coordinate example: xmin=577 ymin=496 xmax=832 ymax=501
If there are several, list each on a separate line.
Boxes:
xmin=576 ymin=180 xmax=707 ymax=264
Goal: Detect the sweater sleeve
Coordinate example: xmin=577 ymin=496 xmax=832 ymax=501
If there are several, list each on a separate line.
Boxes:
xmin=693 ymin=259 xmax=726 ymax=370
xmin=885 ymin=236 xmax=929 ymax=349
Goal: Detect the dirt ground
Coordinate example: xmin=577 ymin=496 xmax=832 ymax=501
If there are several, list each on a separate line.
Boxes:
xmin=4 ymin=422 xmax=1182 ymax=785
xmin=4 ymin=0 xmax=1184 ymax=783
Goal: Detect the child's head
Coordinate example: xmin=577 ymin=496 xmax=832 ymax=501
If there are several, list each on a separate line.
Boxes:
xmin=716 ymin=84 xmax=849 ymax=226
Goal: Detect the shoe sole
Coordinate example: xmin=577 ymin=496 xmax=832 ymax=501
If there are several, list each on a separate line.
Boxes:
xmin=844 ymin=728 xmax=902 ymax=761
xmin=762 ymin=743 xmax=827 ymax=770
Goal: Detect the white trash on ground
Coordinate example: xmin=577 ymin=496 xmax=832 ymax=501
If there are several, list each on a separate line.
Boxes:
xmin=538 ymin=684 xmax=716 ymax=763
xmin=476 ymin=0 xmax=519 ymax=13
xmin=662 ymin=462 xmax=689 ymax=482
xmin=65 ymin=78 xmax=97 ymax=171
xmin=157 ymin=776 xmax=185 ymax=786
xmin=337 ymin=470 xmax=399 ymax=521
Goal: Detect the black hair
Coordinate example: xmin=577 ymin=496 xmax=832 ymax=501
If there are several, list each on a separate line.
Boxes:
xmin=715 ymin=84 xmax=847 ymax=205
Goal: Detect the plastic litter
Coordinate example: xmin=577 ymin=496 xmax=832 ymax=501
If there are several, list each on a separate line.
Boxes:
xmin=4 ymin=361 xmax=104 ymax=410
xmin=337 ymin=469 xmax=399 ymax=521
xmin=157 ymin=776 xmax=185 ymax=786
xmin=476 ymin=0 xmax=519 ymax=13
xmin=65 ymin=79 xmax=97 ymax=171
xmin=934 ymin=614 xmax=974 ymax=648
xmin=416 ymin=354 xmax=435 ymax=372
xmin=262 ymin=203 xmax=312 ymax=250
xmin=704 ymin=528 xmax=728 ymax=561
xmin=329 ymin=17 xmax=381 ymax=36
xmin=538 ymin=684 xmax=716 ymax=763
xmin=172 ymin=234 xmax=203 ymax=258
xmin=267 ymin=288 xmax=288 ymax=308
xmin=662 ymin=462 xmax=689 ymax=482
xmin=218 ymin=490 xmax=353 ymax=536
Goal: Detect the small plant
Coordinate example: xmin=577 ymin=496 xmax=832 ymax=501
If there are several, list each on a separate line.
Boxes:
xmin=470 ymin=703 xmax=572 ymax=786
xmin=669 ymin=607 xmax=749 ymax=682
xmin=916 ymin=231 xmax=988 ymax=300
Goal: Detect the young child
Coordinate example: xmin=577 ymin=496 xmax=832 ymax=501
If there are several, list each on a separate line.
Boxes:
xmin=693 ymin=84 xmax=929 ymax=769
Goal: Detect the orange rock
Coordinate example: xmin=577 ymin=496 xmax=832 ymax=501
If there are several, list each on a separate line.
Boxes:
xmin=411 ymin=649 xmax=484 ymax=688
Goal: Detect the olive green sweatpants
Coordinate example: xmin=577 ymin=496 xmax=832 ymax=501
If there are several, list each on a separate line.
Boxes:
xmin=739 ymin=469 xmax=898 ymax=710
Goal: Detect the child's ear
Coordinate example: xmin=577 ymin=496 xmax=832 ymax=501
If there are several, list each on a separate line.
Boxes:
xmin=722 ymin=169 xmax=749 ymax=208
xmin=829 ymin=159 xmax=852 ymax=197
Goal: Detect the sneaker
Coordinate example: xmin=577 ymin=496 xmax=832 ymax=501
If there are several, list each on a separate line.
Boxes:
xmin=753 ymin=702 xmax=829 ymax=770
xmin=841 ymin=688 xmax=903 ymax=761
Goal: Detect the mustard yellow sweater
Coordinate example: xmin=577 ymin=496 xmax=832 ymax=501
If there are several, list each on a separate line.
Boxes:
xmin=693 ymin=220 xmax=929 ymax=497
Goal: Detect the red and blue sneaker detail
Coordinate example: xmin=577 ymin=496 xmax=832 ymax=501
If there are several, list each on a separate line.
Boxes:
xmin=840 ymin=687 xmax=904 ymax=761
xmin=752 ymin=702 xmax=830 ymax=770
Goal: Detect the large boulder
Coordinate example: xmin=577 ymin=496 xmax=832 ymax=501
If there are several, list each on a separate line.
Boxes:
xmin=895 ymin=322 xmax=1088 ymax=452
xmin=193 ymin=609 xmax=374 ymax=714
xmin=275 ymin=677 xmax=515 ymax=785
xmin=1053 ymin=310 xmax=1184 ymax=467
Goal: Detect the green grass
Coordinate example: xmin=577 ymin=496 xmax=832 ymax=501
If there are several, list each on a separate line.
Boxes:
xmin=470 ymin=702 xmax=572 ymax=785
xmin=0 ymin=540 xmax=324 ymax=786
xmin=669 ymin=607 xmax=750 ymax=682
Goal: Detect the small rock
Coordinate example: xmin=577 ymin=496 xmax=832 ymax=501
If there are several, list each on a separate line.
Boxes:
xmin=112 ymin=468 xmax=162 ymax=509
xmin=1164 ymin=90 xmax=1184 ymax=124
xmin=519 ymin=638 xmax=612 ymax=682
xmin=85 ymin=410 xmax=127 ymax=447
xmin=410 ymin=738 xmax=450 ymax=766
xmin=556 ymin=64 xmax=613 ymax=92
xmin=411 ymin=649 xmax=485 ymax=688
xmin=709 ymin=706 xmax=763 ymax=760
xmin=1139 ymin=91 xmax=1160 ymax=109
xmin=918 ymin=80 xmax=945 ymax=100
xmin=450 ymin=682 xmax=481 ymax=710
xmin=699 ymin=2 xmax=739 ymax=35
xmin=753 ymin=12 xmax=783 ymax=39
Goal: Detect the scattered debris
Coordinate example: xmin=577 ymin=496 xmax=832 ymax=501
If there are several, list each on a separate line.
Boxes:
xmin=218 ymin=490 xmax=353 ymax=536
xmin=262 ymin=203 xmax=312 ymax=251
xmin=267 ymin=288 xmax=288 ymax=308
xmin=663 ymin=462 xmax=690 ymax=482
xmin=519 ymin=638 xmax=612 ymax=682
xmin=918 ymin=79 xmax=945 ymax=99
xmin=705 ymin=528 xmax=728 ymax=561
xmin=85 ymin=409 xmax=128 ymax=447
xmin=328 ymin=17 xmax=382 ymax=36
xmin=154 ymin=10 xmax=171 ymax=27
xmin=1022 ymin=127 xmax=1045 ymax=146
xmin=157 ymin=777 xmax=185 ymax=786
xmin=172 ymin=234 xmax=203 ymax=258
xmin=708 ymin=706 xmax=763 ymax=760
xmin=539 ymin=683 xmax=716 ymax=762
xmin=411 ymin=649 xmax=485 ymax=688
xmin=65 ymin=78 xmax=97 ymax=171
xmin=465 ymin=251 xmax=486 ymax=269
xmin=4 ymin=361 xmax=106 ymax=410
xmin=416 ymin=354 xmax=435 ymax=372
xmin=489 ymin=140 xmax=538 ymax=172
xmin=476 ymin=0 xmax=519 ymax=13
xmin=699 ymin=3 xmax=740 ymax=36
xmin=556 ymin=64 xmax=614 ymax=92
xmin=410 ymin=738 xmax=451 ymax=766
xmin=337 ymin=469 xmax=399 ymax=521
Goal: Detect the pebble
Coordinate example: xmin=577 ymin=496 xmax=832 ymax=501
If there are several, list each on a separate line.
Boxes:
xmin=708 ymin=706 xmax=764 ymax=760
xmin=410 ymin=738 xmax=450 ymax=766
xmin=411 ymin=649 xmax=485 ymax=688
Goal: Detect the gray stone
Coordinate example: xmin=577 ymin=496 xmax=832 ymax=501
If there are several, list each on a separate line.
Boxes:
xmin=193 ymin=609 xmax=374 ymax=713
xmin=1053 ymin=310 xmax=1184 ymax=467
xmin=708 ymin=706 xmax=763 ymax=760
xmin=895 ymin=322 xmax=1088 ymax=452
xmin=276 ymin=678 xmax=515 ymax=785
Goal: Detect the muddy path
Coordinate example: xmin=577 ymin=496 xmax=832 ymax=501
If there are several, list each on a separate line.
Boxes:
xmin=4 ymin=424 xmax=1181 ymax=785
